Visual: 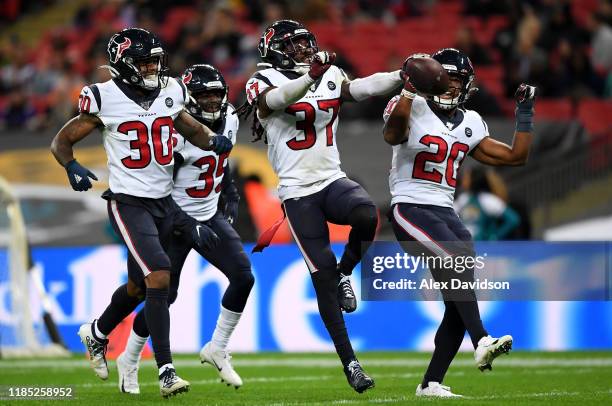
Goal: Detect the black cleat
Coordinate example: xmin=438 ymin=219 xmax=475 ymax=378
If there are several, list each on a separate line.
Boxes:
xmin=343 ymin=360 xmax=375 ymax=393
xmin=338 ymin=273 xmax=357 ymax=313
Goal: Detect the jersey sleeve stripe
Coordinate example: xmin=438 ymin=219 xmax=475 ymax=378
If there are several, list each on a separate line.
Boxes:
xmin=177 ymin=78 xmax=188 ymax=103
xmin=392 ymin=205 xmax=454 ymax=258
xmin=252 ymin=72 xmax=274 ymax=88
xmin=89 ymin=84 xmax=102 ymax=110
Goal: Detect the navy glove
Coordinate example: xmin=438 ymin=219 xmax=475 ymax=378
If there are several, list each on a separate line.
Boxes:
xmin=65 ymin=159 xmax=98 ymax=191
xmin=209 ymin=135 xmax=233 ymax=154
xmin=192 ymin=222 xmax=220 ymax=252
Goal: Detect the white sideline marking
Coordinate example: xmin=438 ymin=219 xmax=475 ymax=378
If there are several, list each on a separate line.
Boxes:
xmin=1 ymin=356 xmax=612 ymax=370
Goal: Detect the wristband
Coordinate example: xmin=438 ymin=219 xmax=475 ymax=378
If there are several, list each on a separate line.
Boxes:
xmin=400 ymin=88 xmax=416 ymax=100
xmin=515 ymin=102 xmax=534 ymax=132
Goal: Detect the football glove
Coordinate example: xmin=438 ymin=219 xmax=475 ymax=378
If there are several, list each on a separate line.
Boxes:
xmin=223 ymin=183 xmax=240 ymax=225
xmin=309 ymin=51 xmax=336 ymax=80
xmin=192 ymin=222 xmax=220 ymax=253
xmin=515 ymin=83 xmax=537 ymax=107
xmin=514 ymin=83 xmax=537 ymax=132
xmin=65 ymin=159 xmax=98 ymax=191
xmin=209 ymin=135 xmax=233 ymax=154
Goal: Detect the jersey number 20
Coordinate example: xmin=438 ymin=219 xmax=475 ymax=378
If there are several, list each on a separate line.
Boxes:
xmin=412 ymin=135 xmax=469 ymax=187
xmin=119 ymin=117 xmax=174 ymax=169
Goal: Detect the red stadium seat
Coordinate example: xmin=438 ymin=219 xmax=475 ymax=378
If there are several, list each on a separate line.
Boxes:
xmin=578 ymin=99 xmax=612 ymax=137
xmin=534 ymin=99 xmax=576 ymax=121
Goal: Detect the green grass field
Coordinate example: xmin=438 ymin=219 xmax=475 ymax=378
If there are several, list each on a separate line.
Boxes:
xmin=1 ymin=352 xmax=611 ymax=405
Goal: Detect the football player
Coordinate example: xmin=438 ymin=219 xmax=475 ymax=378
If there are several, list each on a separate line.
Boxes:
xmin=50 ymin=28 xmax=233 ymax=398
xmin=238 ymin=19 xmax=406 ymax=393
xmin=382 ymin=48 xmax=536 ymax=397
xmin=115 ymin=64 xmax=253 ymax=394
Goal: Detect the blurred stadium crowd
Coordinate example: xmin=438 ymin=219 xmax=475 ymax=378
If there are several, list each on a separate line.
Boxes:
xmin=1 ymin=0 xmax=611 ymax=132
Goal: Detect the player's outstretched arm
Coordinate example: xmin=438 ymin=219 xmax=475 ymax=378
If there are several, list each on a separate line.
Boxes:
xmin=51 ymin=113 xmax=101 ymax=191
xmin=341 ymin=70 xmax=403 ymax=103
xmin=257 ymin=51 xmax=335 ymax=118
xmin=472 ymin=84 xmax=536 ymax=166
xmin=174 ymin=110 xmax=233 ymax=155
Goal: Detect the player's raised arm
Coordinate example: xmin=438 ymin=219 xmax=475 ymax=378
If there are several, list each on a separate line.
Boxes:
xmin=471 ymin=84 xmax=536 ymax=166
xmin=340 ymin=65 xmax=404 ymax=103
xmin=50 ymin=112 xmax=102 ymax=191
xmin=382 ymin=54 xmax=435 ymax=145
xmin=256 ymin=51 xmax=335 ymax=118
xmin=174 ymin=110 xmax=233 ymax=155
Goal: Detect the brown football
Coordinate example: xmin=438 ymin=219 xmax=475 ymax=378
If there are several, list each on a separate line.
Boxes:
xmin=403 ymin=57 xmax=449 ymax=96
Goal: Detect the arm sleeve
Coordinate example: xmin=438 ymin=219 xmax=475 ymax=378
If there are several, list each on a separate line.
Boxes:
xmin=262 ymin=74 xmax=315 ymax=110
xmin=172 ymin=151 xmax=185 ymax=182
xmin=220 ymin=164 xmax=240 ymax=201
xmin=349 ymin=71 xmax=403 ymax=102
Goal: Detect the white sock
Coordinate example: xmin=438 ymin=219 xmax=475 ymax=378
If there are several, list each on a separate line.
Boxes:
xmin=159 ymin=363 xmax=174 ymax=376
xmin=93 ymin=320 xmax=107 ymax=340
xmin=123 ymin=329 xmax=147 ymax=365
xmin=211 ymin=306 xmax=242 ymax=350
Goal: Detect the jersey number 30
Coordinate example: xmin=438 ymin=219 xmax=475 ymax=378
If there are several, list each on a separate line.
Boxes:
xmin=119 ymin=117 xmax=174 ymax=169
xmin=412 ymin=135 xmax=469 ymax=187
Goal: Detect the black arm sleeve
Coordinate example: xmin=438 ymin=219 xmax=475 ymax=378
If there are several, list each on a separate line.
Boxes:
xmin=220 ymin=162 xmax=240 ymax=201
xmin=172 ymin=152 xmax=185 ymax=182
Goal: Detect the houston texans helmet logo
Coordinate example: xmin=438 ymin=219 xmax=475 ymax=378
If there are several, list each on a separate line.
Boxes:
xmin=261 ymin=28 xmax=275 ymax=56
xmin=182 ymin=71 xmax=192 ymax=84
xmin=112 ymin=37 xmax=132 ymax=63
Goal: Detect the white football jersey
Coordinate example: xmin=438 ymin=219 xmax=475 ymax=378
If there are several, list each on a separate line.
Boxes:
xmin=78 ymin=77 xmax=188 ymax=198
xmin=172 ymin=105 xmax=238 ymax=221
xmin=245 ymin=66 xmax=347 ymax=201
xmin=383 ymin=95 xmax=488 ymax=208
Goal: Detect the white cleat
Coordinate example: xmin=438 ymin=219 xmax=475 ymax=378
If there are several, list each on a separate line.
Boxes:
xmin=475 ymin=334 xmax=513 ymax=371
xmin=416 ymin=382 xmax=463 ymax=397
xmin=199 ymin=342 xmax=243 ymax=388
xmin=116 ymin=353 xmax=140 ymax=394
xmin=159 ymin=368 xmax=190 ymax=398
xmin=78 ymin=321 xmax=109 ymax=380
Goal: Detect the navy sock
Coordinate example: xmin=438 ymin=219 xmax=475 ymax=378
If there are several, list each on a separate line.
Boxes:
xmin=97 ymin=284 xmax=142 ymax=336
xmin=145 ymin=288 xmax=172 ymax=368
xmin=311 ymin=270 xmax=355 ymax=366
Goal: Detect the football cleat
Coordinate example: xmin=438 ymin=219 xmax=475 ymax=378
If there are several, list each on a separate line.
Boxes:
xmin=199 ymin=342 xmax=243 ymax=388
xmin=116 ymin=353 xmax=140 ymax=394
xmin=416 ymin=382 xmax=463 ymax=397
xmin=338 ymin=273 xmax=357 ymax=313
xmin=78 ymin=321 xmax=109 ymax=380
xmin=343 ymin=360 xmax=375 ymax=393
xmin=475 ymin=334 xmax=513 ymax=371
xmin=159 ymin=368 xmax=190 ymax=398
